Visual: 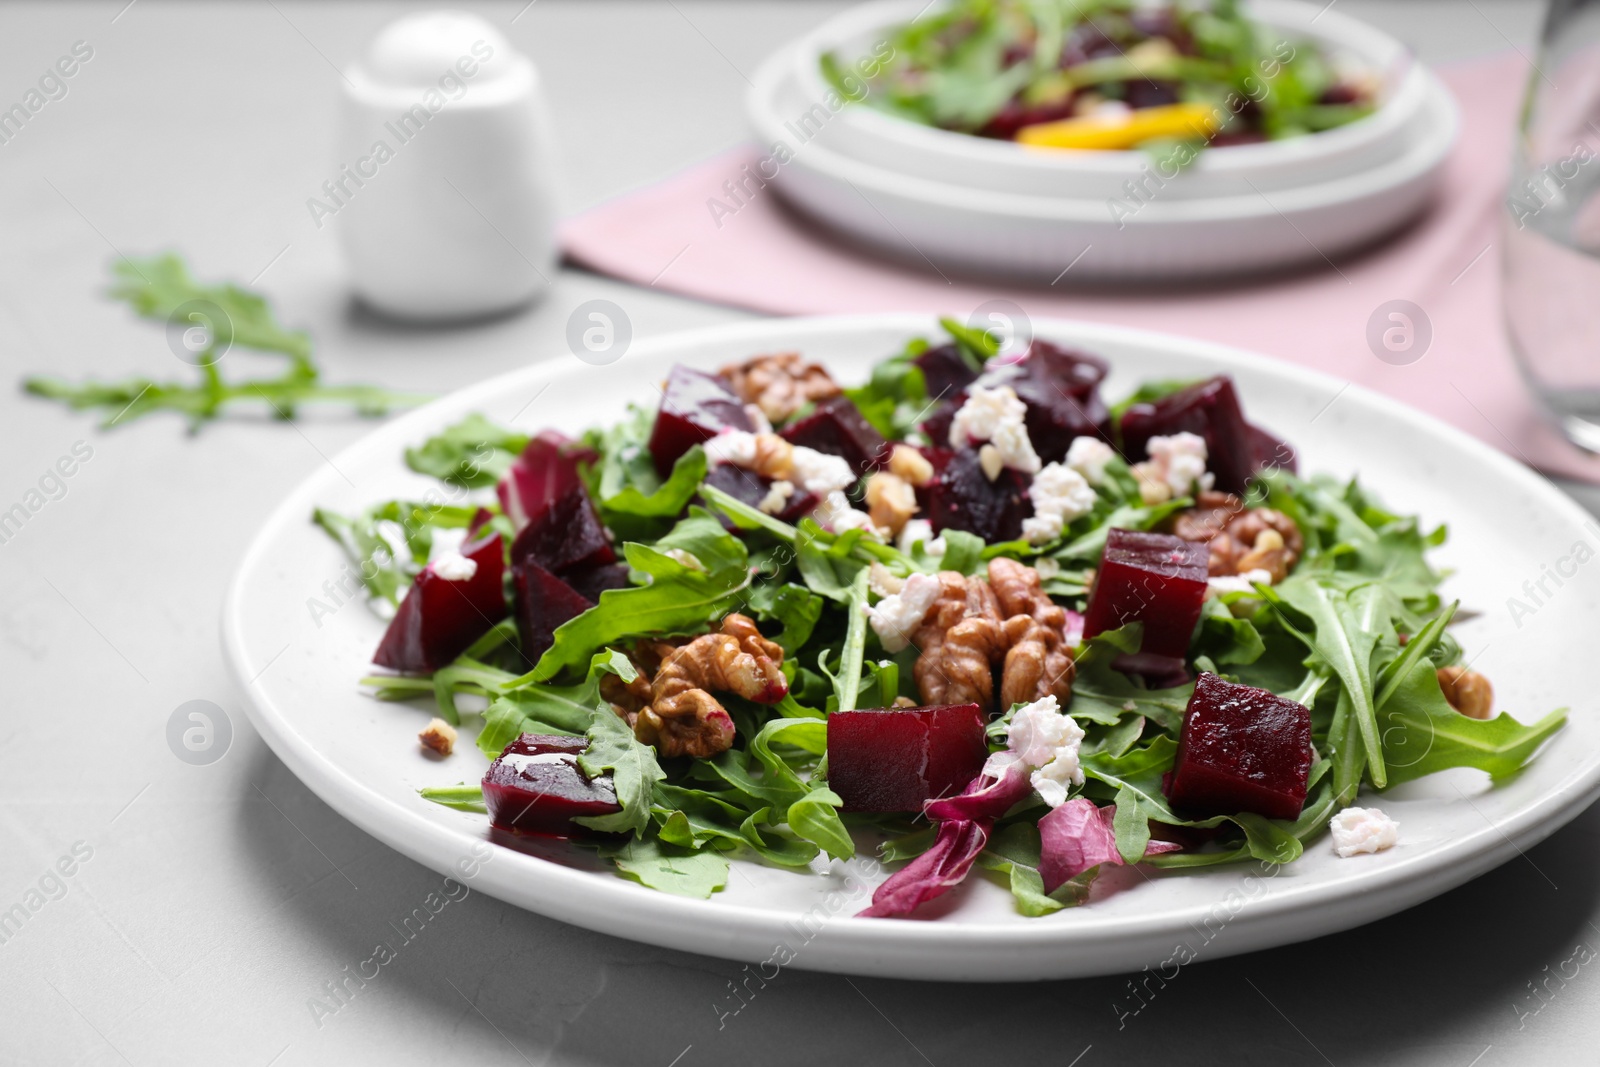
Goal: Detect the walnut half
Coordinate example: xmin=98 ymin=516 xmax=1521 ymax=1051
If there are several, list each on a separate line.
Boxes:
xmin=718 ymin=352 xmax=841 ymax=423
xmin=632 ymin=614 xmax=788 ymax=758
xmin=988 ymin=557 xmax=1076 ymax=709
xmin=1168 ymin=490 xmax=1304 ymax=583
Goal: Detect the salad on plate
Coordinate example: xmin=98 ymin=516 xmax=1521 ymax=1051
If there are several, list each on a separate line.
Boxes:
xmin=318 ymin=322 xmax=1564 ymax=919
xmin=822 ymin=0 xmax=1379 ymax=152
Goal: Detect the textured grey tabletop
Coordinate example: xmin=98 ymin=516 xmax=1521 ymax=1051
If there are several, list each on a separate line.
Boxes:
xmin=1 ymin=2 xmax=1592 ymax=1065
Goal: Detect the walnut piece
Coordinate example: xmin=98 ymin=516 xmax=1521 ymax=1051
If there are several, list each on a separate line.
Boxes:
xmin=632 ymin=614 xmax=787 ymax=758
xmin=418 ymin=717 xmax=457 ymax=757
xmin=888 ymin=444 xmax=934 ymax=487
xmin=1437 ymin=666 xmax=1493 ymax=720
xmin=1168 ymin=490 xmax=1304 ymax=583
xmin=718 ymin=352 xmax=841 ymax=423
xmin=988 ymin=557 xmax=1077 ymax=709
xmin=865 ymin=471 xmax=918 ymax=537
xmin=912 ymin=572 xmax=1006 ymax=708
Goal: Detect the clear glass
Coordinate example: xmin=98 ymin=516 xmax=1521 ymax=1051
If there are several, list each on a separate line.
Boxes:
xmin=1504 ymin=0 xmax=1600 ymax=453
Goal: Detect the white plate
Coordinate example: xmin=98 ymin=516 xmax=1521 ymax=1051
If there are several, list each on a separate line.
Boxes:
xmin=746 ymin=0 xmax=1458 ymax=281
xmin=223 ymin=315 xmax=1600 ymax=981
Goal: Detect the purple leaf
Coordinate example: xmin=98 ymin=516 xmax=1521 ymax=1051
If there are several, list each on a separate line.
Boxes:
xmin=923 ymin=761 xmax=1032 ymax=823
xmin=1038 ymin=799 xmax=1182 ymax=893
xmin=858 ymin=820 xmax=990 ymax=919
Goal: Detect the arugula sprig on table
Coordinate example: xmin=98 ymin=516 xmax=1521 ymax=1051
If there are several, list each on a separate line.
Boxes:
xmin=25 ymin=254 xmax=427 ymax=431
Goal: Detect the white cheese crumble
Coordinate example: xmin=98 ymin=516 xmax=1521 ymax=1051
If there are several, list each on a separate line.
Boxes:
xmin=431 ymin=552 xmax=478 ymax=582
xmin=758 ymin=479 xmax=794 ymax=515
xmin=811 ymin=490 xmax=876 ymax=536
xmin=1065 ymin=436 xmax=1116 ymax=486
xmin=1021 ymin=462 xmax=1098 ymax=545
xmin=1133 ymin=432 xmax=1214 ymax=504
xmin=983 ymin=694 xmax=1085 ymax=808
xmin=791 ymin=446 xmax=856 ymax=495
xmin=864 ymin=571 xmax=941 ymax=653
xmin=1032 ymin=556 xmax=1061 ymax=580
xmin=948 ymin=385 xmax=1041 ymax=474
xmin=867 ymin=561 xmax=905 ymax=598
xmin=1329 ymin=807 xmax=1400 ymax=857
xmin=1206 ymin=568 xmax=1273 ymax=600
xmin=702 ymin=429 xmax=758 ymax=468
xmin=896 ymin=518 xmax=945 ymax=557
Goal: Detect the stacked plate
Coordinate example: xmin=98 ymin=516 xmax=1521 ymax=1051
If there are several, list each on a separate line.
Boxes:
xmin=746 ymin=0 xmax=1459 ymax=282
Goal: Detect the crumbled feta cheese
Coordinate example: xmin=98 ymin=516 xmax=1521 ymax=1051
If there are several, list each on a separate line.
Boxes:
xmin=1022 ymin=462 xmax=1098 ymax=545
xmin=1065 ymin=436 xmax=1116 ymax=486
xmin=864 ymin=572 xmax=941 ymax=653
xmin=743 ymin=403 xmax=773 ymax=434
xmin=431 ymin=552 xmax=478 ymax=582
xmin=662 ymin=548 xmax=703 ymax=571
xmin=1032 ymin=556 xmax=1061 ymax=580
xmin=703 ymin=429 xmax=758 ymax=467
xmin=791 ymin=446 xmax=856 ymax=495
xmin=1329 ymin=807 xmax=1400 ymax=857
xmin=897 ymin=518 xmax=945 ymax=557
xmin=868 ymin=561 xmax=905 ymax=598
xmin=1135 ymin=432 xmax=1214 ymax=502
xmin=1206 ymin=569 xmax=1272 ymax=600
xmin=948 ymin=385 xmax=1040 ymax=474
xmin=811 ymin=490 xmax=877 ymax=536
xmin=758 ymin=479 xmax=794 ymax=515
xmin=983 ymin=694 xmax=1085 ymax=807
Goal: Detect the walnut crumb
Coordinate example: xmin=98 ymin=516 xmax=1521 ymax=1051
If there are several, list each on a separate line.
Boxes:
xmin=419 ymin=717 xmax=457 ymax=757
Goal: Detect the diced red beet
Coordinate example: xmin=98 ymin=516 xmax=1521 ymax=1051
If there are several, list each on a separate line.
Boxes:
xmin=913 ymin=343 xmax=981 ymax=400
xmin=1249 ymin=424 xmax=1297 ymax=477
xmin=1119 ymin=376 xmax=1256 ymax=494
xmin=1005 ymin=341 xmax=1113 ymax=462
xmin=509 ymin=483 xmax=615 ymax=575
xmin=828 ymin=703 xmax=988 ymax=813
xmin=483 ymin=733 xmax=621 ymax=836
xmin=1082 ymin=529 xmax=1208 ymax=660
xmin=918 ymin=400 xmax=959 ymax=447
xmin=648 ymin=365 xmax=753 ymax=476
xmin=923 ymin=447 xmax=1031 ymax=543
xmin=497 ymin=431 xmax=594 ymax=532
xmin=780 ymin=395 xmax=890 ymax=473
xmin=1164 ymin=672 xmax=1313 ymax=821
xmin=373 ymin=533 xmax=507 ymax=673
xmin=512 ymin=559 xmax=594 ymax=666
xmin=699 ymin=464 xmax=819 ymax=526
xmin=561 ymin=560 xmax=630 ymax=605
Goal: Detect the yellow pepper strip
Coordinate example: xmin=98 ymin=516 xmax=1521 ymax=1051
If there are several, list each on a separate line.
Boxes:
xmin=1015 ymin=102 xmax=1220 ymax=151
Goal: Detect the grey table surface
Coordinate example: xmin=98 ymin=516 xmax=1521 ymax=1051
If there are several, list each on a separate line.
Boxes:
xmin=0 ymin=2 xmax=1592 ymax=1065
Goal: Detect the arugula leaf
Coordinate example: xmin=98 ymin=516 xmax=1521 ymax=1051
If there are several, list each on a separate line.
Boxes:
xmin=404 ymin=414 xmax=528 ymax=489
xmin=26 ymin=254 xmax=426 ymax=429
xmin=1378 ymin=664 xmax=1567 ymax=785
xmin=576 ymin=679 xmax=664 ymax=836
xmin=977 ymin=822 xmax=1093 ymax=916
xmin=476 ymin=649 xmax=636 ymax=757
xmin=743 ymin=582 xmax=825 ymax=655
xmin=603 ymin=836 xmax=729 ymax=898
xmin=524 ymin=514 xmax=751 ymax=683
xmin=419 ymin=784 xmax=486 ymax=813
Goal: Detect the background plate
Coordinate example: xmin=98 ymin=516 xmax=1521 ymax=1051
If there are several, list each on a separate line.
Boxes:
xmin=223 ymin=315 xmax=1600 ymax=981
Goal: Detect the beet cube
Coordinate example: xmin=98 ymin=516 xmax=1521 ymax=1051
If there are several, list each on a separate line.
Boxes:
xmin=918 ymin=400 xmax=959 ymax=448
xmin=561 ymin=560 xmax=630 ymax=605
xmin=828 ymin=703 xmax=988 ymax=813
xmin=1165 ymin=672 xmax=1313 ymax=820
xmin=513 ymin=558 xmax=595 ymax=666
xmin=1082 ymin=529 xmax=1208 ymax=660
xmin=1006 ymin=341 xmax=1113 ymax=463
xmin=648 ymin=365 xmax=753 ymax=476
xmin=510 ymin=483 xmax=614 ymax=575
xmin=913 ymin=343 xmax=981 ymax=400
xmin=780 ymin=395 xmax=890 ymax=473
xmin=699 ymin=464 xmax=818 ymax=526
xmin=374 ymin=533 xmax=508 ymax=673
xmin=497 ymin=431 xmax=594 ymax=532
xmin=923 ymin=447 xmax=1031 ymax=543
xmin=1119 ymin=376 xmax=1256 ymax=494
xmin=483 ymin=733 xmax=621 ymax=836
xmin=1249 ymin=424 xmax=1297 ymax=478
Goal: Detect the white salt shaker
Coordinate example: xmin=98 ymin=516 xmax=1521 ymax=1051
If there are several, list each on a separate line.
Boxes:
xmin=332 ymin=10 xmax=558 ymax=320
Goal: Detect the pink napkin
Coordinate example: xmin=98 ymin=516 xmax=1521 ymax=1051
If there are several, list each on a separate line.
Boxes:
xmin=562 ymin=53 xmax=1600 ymax=484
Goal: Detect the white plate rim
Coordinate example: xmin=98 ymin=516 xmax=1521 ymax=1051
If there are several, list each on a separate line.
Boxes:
xmin=222 ymin=313 xmax=1600 ymax=980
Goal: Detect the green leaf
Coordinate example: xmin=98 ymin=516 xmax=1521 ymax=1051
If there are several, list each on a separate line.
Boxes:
xmin=476 ymin=649 xmax=636 ymax=758
xmin=419 ymin=785 xmax=486 ymax=813
xmin=604 ymin=836 xmax=729 ymax=898
xmin=787 ymin=788 xmax=854 ymax=861
xmin=602 ymin=445 xmax=707 ymax=520
xmin=976 ymin=823 xmax=1093 ymax=916
xmin=404 ymin=414 xmax=529 ymax=489
xmin=743 ymin=582 xmax=825 ymax=655
xmin=523 ymin=514 xmax=751 ymax=683
xmin=1379 ymin=665 xmax=1567 ymax=785
xmin=575 ymin=691 xmax=664 ymax=836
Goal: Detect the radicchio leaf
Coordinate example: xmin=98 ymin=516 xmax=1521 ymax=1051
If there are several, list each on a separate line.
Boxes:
xmin=497 ymin=431 xmax=594 ymax=532
xmin=1038 ymin=798 xmax=1182 ymax=893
